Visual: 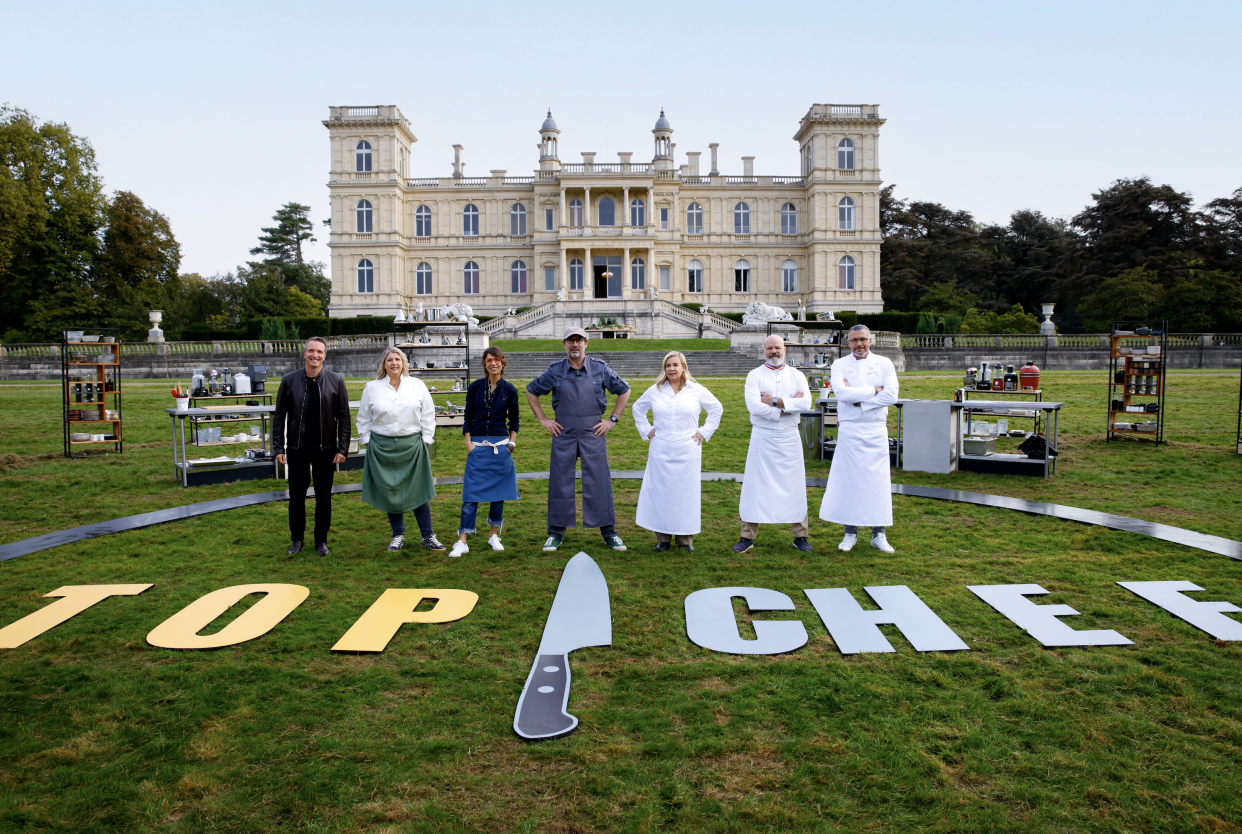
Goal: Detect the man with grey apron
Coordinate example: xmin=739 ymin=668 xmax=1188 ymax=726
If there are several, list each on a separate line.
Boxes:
xmin=526 ymin=328 xmax=632 ymax=552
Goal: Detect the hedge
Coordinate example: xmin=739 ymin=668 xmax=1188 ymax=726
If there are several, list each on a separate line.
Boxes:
xmin=329 ymin=316 xmax=398 ymax=336
xmin=180 ymin=326 xmax=248 ymax=340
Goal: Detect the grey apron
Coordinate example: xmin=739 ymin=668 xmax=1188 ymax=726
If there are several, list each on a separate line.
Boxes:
xmin=548 ymin=366 xmax=615 ymax=529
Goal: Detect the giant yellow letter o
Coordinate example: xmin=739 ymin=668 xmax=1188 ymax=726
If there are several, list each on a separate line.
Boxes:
xmin=146 ymin=584 xmax=309 ymax=649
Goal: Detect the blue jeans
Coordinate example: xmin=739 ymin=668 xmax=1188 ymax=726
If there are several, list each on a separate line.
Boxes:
xmin=459 ymin=501 xmax=505 ymax=535
xmin=389 ymin=503 xmax=433 ymax=538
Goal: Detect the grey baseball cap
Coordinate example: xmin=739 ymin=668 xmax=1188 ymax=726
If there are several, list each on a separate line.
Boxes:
xmin=562 ymin=327 xmax=589 ymax=341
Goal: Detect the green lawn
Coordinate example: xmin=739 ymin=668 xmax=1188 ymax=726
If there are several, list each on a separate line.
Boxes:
xmin=1 ymin=370 xmax=1240 ymax=832
xmin=491 ymin=338 xmax=731 ymax=353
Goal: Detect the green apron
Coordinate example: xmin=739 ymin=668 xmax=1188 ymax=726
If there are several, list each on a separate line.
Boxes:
xmin=361 ymin=432 xmax=436 ymax=513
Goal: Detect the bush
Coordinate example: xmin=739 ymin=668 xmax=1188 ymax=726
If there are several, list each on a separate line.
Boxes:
xmin=330 ymin=316 xmax=398 ymax=336
xmin=959 ymin=304 xmax=1041 ymax=334
xmin=181 ymin=326 xmax=247 ymax=341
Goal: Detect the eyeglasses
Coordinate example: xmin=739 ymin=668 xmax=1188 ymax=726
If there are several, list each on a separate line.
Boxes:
xmin=847 ymin=338 xmax=870 ymax=344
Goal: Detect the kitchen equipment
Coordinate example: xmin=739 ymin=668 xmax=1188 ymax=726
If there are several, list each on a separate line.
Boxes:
xmin=977 ymin=363 xmax=991 ymax=390
xmin=233 ymin=373 xmax=252 ymax=394
xmin=191 ymin=369 xmax=206 ymax=396
xmin=1146 ymin=346 xmax=1161 ymax=355
xmin=1004 ymin=365 xmax=1018 ymax=391
xmin=513 ymin=552 xmax=612 ymax=740
xmin=1118 ymin=347 xmax=1132 ymax=356
xmin=964 ymin=367 xmax=977 ymax=388
xmin=1136 ymin=422 xmax=1157 ymax=433
xmin=247 ymin=364 xmax=267 ymax=393
xmin=992 ymin=372 xmax=1004 ymax=390
xmin=66 ymin=331 xmax=84 ymax=341
xmin=997 ymin=419 xmax=1009 ymax=434
xmin=349 ymin=437 xmax=360 ymax=454
xmin=208 ymin=369 xmax=220 ymax=394
xmin=1113 ymin=330 xmax=1134 ymax=336
xmin=1144 ymin=403 xmax=1160 ymax=413
xmin=1019 ymin=361 xmax=1040 ymax=390
xmin=963 ymin=437 xmax=996 ymax=456
xmin=81 ymin=335 xmax=99 ymax=342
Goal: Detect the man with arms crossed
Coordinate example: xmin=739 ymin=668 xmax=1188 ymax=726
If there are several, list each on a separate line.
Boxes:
xmin=526 ymin=328 xmax=631 ymax=552
xmin=735 ymin=334 xmax=813 ymax=552
xmin=819 ymin=325 xmax=899 ymax=552
xmin=274 ymin=337 xmax=350 ymax=556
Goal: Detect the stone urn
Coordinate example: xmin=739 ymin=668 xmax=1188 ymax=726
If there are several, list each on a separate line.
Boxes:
xmin=148 ymin=309 xmax=165 ymax=343
xmin=1039 ymin=303 xmax=1056 ymax=336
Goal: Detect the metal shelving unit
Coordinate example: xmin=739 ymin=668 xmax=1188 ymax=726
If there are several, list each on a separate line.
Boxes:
xmin=1236 ymin=360 xmax=1241 ymax=455
xmin=61 ymin=329 xmax=122 ymax=458
xmin=393 ymin=322 xmax=472 ymax=391
xmin=1107 ymin=320 xmax=1167 ymax=444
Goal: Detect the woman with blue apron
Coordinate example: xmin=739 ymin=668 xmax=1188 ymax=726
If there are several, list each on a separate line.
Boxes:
xmin=451 ymin=347 xmax=520 ymax=557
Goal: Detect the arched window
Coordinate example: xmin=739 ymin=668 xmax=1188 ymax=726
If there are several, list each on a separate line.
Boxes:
xmin=415 ymin=205 xmax=431 ymax=237
xmin=355 ymin=140 xmax=372 ymax=172
xmin=510 ymin=203 xmax=527 ymax=236
xmin=839 ymin=256 xmax=856 ymax=290
xmin=356 ymin=199 xmax=373 ymax=233
xmin=357 ymin=259 xmax=374 ymax=293
xmin=782 ymin=259 xmax=798 ymax=293
xmin=510 ymin=260 xmax=528 ymax=294
xmin=569 ymin=257 xmax=584 ymax=290
xmin=598 ymin=197 xmax=615 ymax=226
xmin=463 ymin=260 xmax=480 ymax=294
xmin=462 ymin=204 xmax=479 ymax=236
xmin=734 ymin=258 xmax=751 ymax=292
xmin=569 ymin=199 xmax=583 ymax=228
xmin=733 ymin=202 xmax=751 ymax=234
xmin=687 ymin=259 xmax=704 ymax=293
xmin=838 ymin=197 xmax=855 ymax=230
xmin=630 ymin=198 xmax=645 ymax=227
xmin=686 ymin=202 xmax=703 ymax=234
xmin=631 ymin=257 xmax=645 ymax=290
xmin=416 ymin=262 xmax=432 ymax=295
xmin=838 ymin=138 xmax=855 ymax=170
xmin=781 ymin=203 xmax=798 ymax=235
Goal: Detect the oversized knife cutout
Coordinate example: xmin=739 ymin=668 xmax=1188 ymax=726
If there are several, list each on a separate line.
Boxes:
xmin=513 ymin=552 xmax=612 ymax=740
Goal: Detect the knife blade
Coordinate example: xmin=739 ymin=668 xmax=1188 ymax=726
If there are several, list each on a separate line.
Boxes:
xmin=513 ymin=552 xmax=612 ymax=740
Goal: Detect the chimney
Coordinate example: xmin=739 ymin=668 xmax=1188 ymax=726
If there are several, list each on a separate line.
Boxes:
xmin=686 ymin=152 xmax=701 ymax=176
xmin=452 ymin=144 xmax=463 ymax=178
xmin=742 ymin=156 xmax=754 ymax=178
xmin=709 ymin=143 xmax=720 ymax=176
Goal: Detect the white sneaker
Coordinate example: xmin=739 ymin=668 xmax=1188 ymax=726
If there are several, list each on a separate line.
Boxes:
xmin=871 ymin=533 xmax=895 ymax=554
xmin=487 ymin=534 xmax=504 ymax=551
xmin=838 ymin=533 xmax=857 ymax=552
xmin=450 ymin=540 xmax=469 ymax=558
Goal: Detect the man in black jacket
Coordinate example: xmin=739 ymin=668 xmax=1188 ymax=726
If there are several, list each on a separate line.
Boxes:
xmin=273 ymin=337 xmax=350 ymax=556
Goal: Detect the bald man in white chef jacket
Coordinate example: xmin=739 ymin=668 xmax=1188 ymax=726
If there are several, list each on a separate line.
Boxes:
xmin=819 ymin=325 xmax=900 ymax=552
xmin=735 ymin=334 xmax=813 ymax=553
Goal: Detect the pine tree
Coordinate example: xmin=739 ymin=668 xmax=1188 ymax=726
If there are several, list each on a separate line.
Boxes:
xmin=249 ymin=202 xmax=315 ymax=266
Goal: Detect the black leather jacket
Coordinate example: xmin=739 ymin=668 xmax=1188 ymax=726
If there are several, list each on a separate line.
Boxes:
xmin=272 ymin=367 xmax=350 ymax=456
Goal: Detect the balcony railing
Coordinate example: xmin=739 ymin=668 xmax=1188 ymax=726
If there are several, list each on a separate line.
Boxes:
xmin=406 ymin=178 xmax=439 ymax=187
xmin=725 ymin=176 xmax=758 ymax=184
xmin=681 ymin=176 xmax=710 ymax=185
xmin=348 ymin=106 xmax=380 ymax=117
xmin=559 ymin=163 xmax=652 ymax=174
xmin=771 ymin=176 xmax=804 ymax=185
xmin=504 ymin=177 xmax=534 ymax=185
xmin=452 ymin=177 xmax=488 ymax=186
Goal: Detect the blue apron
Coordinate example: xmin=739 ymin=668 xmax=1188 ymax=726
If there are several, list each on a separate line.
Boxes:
xmin=462 ymin=437 xmax=520 ymax=502
xmin=548 ymin=367 xmax=615 ymax=529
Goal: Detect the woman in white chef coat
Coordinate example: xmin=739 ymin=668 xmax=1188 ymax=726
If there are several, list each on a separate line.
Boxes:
xmin=356 ymin=348 xmax=447 ymax=552
xmin=632 ymin=352 xmax=724 ymax=552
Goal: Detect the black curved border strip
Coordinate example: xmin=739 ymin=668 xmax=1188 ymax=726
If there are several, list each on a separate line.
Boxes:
xmin=1 ymin=473 xmax=1238 ymax=563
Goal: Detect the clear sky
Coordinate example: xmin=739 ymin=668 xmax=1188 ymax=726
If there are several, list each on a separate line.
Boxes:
xmin=4 ymin=0 xmax=1239 ymax=277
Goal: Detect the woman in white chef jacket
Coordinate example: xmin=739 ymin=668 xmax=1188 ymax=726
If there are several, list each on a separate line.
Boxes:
xmin=632 ymin=352 xmax=724 ymax=552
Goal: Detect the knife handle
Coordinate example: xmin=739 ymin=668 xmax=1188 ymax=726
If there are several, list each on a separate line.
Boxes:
xmin=513 ymin=653 xmax=577 ymax=740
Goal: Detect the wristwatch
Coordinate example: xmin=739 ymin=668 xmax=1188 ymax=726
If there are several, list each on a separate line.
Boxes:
xmin=609 ymin=415 xmax=619 ymax=423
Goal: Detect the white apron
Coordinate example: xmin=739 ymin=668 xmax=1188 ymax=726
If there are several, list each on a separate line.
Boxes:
xmin=739 ymin=427 xmax=808 ymax=524
xmin=819 ymin=421 xmax=893 ymax=526
xmin=636 ymin=432 xmax=703 ymax=534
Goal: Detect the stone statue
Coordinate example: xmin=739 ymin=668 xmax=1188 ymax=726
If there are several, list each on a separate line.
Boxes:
xmin=556 ymin=288 xmax=565 ymax=301
xmin=439 ymin=303 xmax=479 ymax=325
xmin=798 ymin=297 xmax=806 ymax=322
xmin=415 ymin=301 xmax=424 ymax=322
xmin=741 ymin=300 xmax=794 ymax=326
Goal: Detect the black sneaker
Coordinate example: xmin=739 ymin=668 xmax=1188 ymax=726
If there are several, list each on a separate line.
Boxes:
xmin=732 ymin=538 xmax=754 ymax=553
xmin=655 ymin=541 xmax=671 ymax=552
xmin=793 ymin=537 xmax=812 ymax=552
xmin=421 ymin=535 xmax=447 ymax=551
xmin=315 ymin=542 xmax=330 ymax=556
xmin=287 ymin=541 xmax=303 ymax=555
xmin=679 ymin=543 xmax=696 ymax=553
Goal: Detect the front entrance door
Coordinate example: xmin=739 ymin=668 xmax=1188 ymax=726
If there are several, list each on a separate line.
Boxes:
xmin=593 ymin=256 xmax=622 ymax=299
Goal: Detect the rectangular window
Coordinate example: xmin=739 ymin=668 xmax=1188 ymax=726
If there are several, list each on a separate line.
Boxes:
xmin=734 ymin=268 xmax=750 ymax=292
xmin=659 ymin=266 xmax=670 ymax=290
xmin=660 ymin=207 xmax=669 ymax=230
xmin=544 ymin=266 xmax=556 ymax=291
xmin=545 ymin=209 xmax=554 ymax=231
xmin=631 ymin=261 xmax=645 ymax=290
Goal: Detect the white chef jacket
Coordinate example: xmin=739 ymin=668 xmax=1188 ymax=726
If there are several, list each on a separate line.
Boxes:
xmin=744 ymin=363 xmax=812 ymax=431
xmin=356 ymin=376 xmax=436 ymax=446
xmin=830 ymin=353 xmax=899 ymax=422
xmin=632 ymin=381 xmax=724 ymax=535
xmin=632 ymin=380 xmax=724 ymax=444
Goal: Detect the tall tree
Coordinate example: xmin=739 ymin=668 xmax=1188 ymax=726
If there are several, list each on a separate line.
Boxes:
xmin=979 ymin=209 xmax=1078 ymax=313
xmin=1201 ymin=186 xmax=1242 ymax=277
xmin=0 ymin=106 xmax=106 ymax=340
xmin=1064 ymin=177 xmax=1202 ymax=304
xmin=94 ymin=191 xmax=182 ymax=340
xmin=250 ymin=202 xmax=315 ymax=266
